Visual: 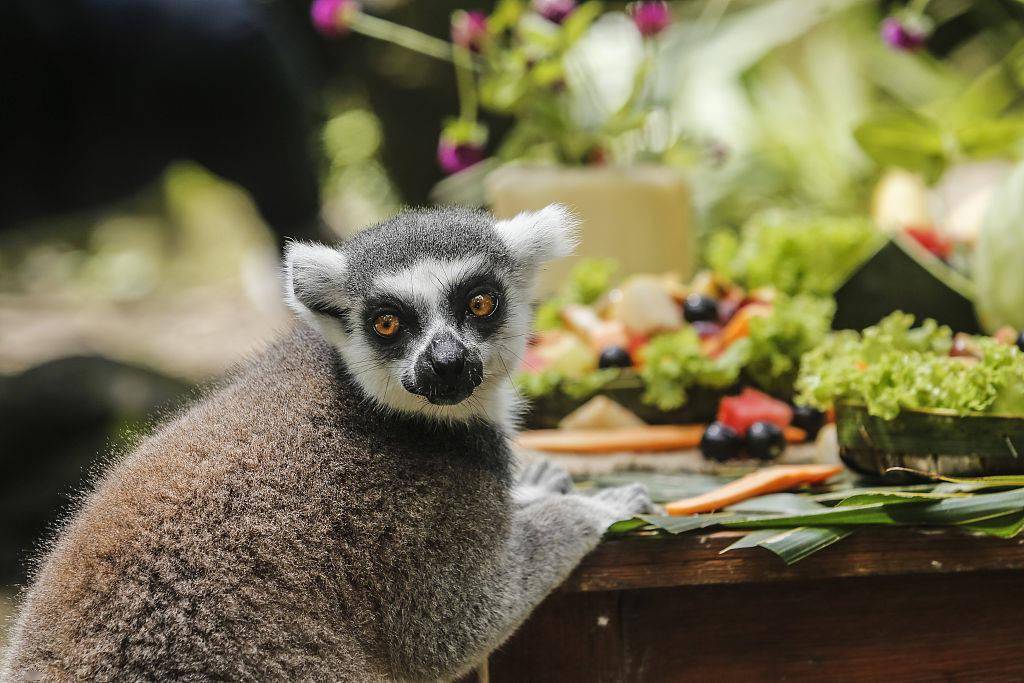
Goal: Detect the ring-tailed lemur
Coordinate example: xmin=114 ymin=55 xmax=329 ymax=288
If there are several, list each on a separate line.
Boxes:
xmin=2 ymin=205 xmax=653 ymax=682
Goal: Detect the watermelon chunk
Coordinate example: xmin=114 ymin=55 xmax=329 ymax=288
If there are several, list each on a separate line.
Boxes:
xmin=717 ymin=388 xmax=793 ymax=436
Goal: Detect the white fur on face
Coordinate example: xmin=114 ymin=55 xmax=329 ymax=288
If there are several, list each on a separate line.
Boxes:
xmin=283 ymin=205 xmax=578 ymax=428
xmin=339 ymin=256 xmax=531 ymax=430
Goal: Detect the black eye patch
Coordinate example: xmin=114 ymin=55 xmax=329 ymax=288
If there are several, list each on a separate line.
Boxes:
xmin=360 ymin=296 xmax=420 ymax=358
xmin=448 ymin=273 xmax=507 ymax=338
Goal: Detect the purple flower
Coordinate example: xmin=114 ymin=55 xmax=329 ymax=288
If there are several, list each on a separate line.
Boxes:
xmin=630 ymin=1 xmax=671 ymax=38
xmin=311 ymin=0 xmax=360 ymax=37
xmin=532 ymin=0 xmax=577 ymax=24
xmin=880 ymin=16 xmax=929 ymax=52
xmin=451 ymin=10 xmax=489 ymax=53
xmin=438 ymin=138 xmax=485 ymax=175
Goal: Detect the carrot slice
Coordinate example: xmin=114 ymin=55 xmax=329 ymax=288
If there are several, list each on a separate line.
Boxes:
xmin=664 ymin=464 xmax=844 ymax=515
xmin=516 ymin=425 xmax=805 ymax=454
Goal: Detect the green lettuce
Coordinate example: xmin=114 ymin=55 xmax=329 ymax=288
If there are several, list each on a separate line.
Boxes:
xmin=640 ymin=294 xmax=834 ymax=410
xmin=535 ymin=258 xmax=618 ymax=331
xmin=796 ymin=312 xmax=1024 ymax=419
xmin=707 ymin=211 xmax=880 ymax=297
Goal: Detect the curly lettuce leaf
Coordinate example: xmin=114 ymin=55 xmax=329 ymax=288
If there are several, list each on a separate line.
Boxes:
xmin=796 ymin=312 xmax=1024 ymax=419
xmin=534 ymin=258 xmax=618 ymax=331
xmin=640 ymin=294 xmax=834 ymax=410
xmin=708 ymin=211 xmax=880 ymax=297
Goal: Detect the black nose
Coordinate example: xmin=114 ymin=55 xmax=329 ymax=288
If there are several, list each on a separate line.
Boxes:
xmin=428 ymin=337 xmax=466 ymax=383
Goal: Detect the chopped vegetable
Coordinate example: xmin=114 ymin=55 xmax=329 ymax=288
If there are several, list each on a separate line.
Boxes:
xmin=517 ymin=424 xmax=805 ymax=454
xmin=664 ymin=464 xmax=844 ymax=515
xmin=717 ymin=388 xmax=793 ymax=436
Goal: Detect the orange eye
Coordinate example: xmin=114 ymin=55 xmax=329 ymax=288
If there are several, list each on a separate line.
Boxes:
xmin=469 ymin=293 xmax=497 ymax=318
xmin=373 ymin=314 xmax=401 ymax=338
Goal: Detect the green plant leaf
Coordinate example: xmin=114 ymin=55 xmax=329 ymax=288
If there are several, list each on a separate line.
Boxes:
xmin=721 ymin=527 xmax=856 ymax=564
xmin=962 ymin=511 xmax=1024 ymax=538
xmin=853 ymin=111 xmax=946 ymax=179
xmin=638 ymin=513 xmax=745 ymax=534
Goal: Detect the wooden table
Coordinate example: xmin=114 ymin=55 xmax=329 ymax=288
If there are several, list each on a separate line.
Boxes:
xmin=474 ymin=528 xmax=1024 ymax=682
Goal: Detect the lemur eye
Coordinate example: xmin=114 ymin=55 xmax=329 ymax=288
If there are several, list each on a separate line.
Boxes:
xmin=468 ymin=293 xmax=497 ymax=318
xmin=373 ymin=314 xmax=401 ymax=338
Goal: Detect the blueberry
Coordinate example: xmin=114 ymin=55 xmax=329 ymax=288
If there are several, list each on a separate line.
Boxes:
xmin=683 ymin=294 xmax=718 ymax=323
xmin=791 ymin=405 xmax=825 ymax=440
xmin=700 ymin=422 xmax=742 ymax=462
xmin=747 ymin=421 xmax=786 ymax=461
xmin=598 ymin=345 xmax=632 ymax=369
xmin=1017 ymin=331 xmax=1024 ymax=354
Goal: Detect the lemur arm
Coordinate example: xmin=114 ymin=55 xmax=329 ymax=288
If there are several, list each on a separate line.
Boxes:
xmin=450 ymin=482 xmax=652 ymax=679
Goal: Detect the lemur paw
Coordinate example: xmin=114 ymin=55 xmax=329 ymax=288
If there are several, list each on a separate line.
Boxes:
xmin=516 ymin=459 xmax=573 ymax=495
xmin=591 ymin=483 xmax=656 ymax=521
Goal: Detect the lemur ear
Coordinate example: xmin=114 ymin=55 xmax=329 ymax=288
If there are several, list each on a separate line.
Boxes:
xmin=494 ymin=204 xmax=580 ymax=266
xmin=283 ymin=242 xmax=348 ymax=317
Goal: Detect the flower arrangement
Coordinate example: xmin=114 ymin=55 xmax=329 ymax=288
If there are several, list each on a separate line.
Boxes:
xmin=310 ymin=0 xmax=676 ymax=174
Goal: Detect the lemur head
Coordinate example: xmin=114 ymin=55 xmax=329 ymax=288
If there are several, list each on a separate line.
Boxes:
xmin=284 ymin=205 xmax=577 ymax=425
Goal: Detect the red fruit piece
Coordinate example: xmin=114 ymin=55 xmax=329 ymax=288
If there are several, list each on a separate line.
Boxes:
xmin=717 ymin=387 xmax=794 ymax=436
xmin=905 ymin=226 xmax=952 ymax=260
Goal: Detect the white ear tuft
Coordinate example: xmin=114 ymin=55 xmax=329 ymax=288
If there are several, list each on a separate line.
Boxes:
xmin=283 ymin=242 xmax=348 ymax=317
xmin=494 ymin=203 xmax=580 ymax=266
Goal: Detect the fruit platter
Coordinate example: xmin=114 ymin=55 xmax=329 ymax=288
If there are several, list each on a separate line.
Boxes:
xmin=795 ymin=312 xmax=1024 ymax=478
xmin=516 ymin=259 xmax=833 ymax=431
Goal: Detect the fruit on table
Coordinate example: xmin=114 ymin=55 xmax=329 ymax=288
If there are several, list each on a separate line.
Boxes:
xmin=904 ymin=225 xmax=953 ymax=261
xmin=717 ymin=303 xmax=771 ymax=350
xmin=700 ymin=421 xmax=742 ymax=462
xmin=532 ymin=332 xmax=597 ymax=376
xmin=791 ymin=405 xmax=825 ymax=439
xmin=746 ymin=421 xmax=786 ymax=460
xmin=558 ymin=395 xmax=646 ymax=430
xmin=517 ymin=425 xmax=707 ymax=453
xmin=663 ymin=464 xmax=844 ymax=515
xmin=683 ymin=294 xmax=718 ymax=323
xmin=718 ymin=387 xmax=794 ymax=435
xmin=617 ymin=275 xmax=684 ymax=335
xmin=598 ymin=345 xmax=632 ymax=369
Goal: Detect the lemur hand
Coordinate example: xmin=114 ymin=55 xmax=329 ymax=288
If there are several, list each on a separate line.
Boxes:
xmin=587 ymin=483 xmax=657 ymax=530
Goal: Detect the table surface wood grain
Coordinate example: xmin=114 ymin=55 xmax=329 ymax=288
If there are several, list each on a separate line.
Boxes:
xmin=471 ymin=528 xmax=1024 ymax=682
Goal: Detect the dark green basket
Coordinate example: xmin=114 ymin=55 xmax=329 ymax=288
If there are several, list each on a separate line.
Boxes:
xmin=836 ymin=402 xmax=1024 ymax=479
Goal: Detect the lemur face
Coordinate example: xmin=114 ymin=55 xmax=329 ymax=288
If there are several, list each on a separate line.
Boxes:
xmin=285 ymin=205 xmax=577 ymax=425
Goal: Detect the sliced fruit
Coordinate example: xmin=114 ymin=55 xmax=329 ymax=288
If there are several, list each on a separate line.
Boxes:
xmin=718 ymin=303 xmax=771 ymax=349
xmin=589 ymin=320 xmax=630 ymax=351
xmin=616 ymin=275 xmax=684 ymax=335
xmin=664 ymin=464 xmax=844 ymax=515
xmin=904 ymin=226 xmax=953 ymax=260
xmin=717 ymin=387 xmax=793 ymax=436
xmin=746 ymin=421 xmax=786 ymax=460
xmin=558 ymin=396 xmax=646 ymax=431
xmin=700 ymin=422 xmax=742 ymax=462
xmin=532 ymin=332 xmax=598 ymax=377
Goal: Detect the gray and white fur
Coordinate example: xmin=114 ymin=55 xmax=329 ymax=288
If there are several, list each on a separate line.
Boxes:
xmin=2 ymin=205 xmax=652 ymax=681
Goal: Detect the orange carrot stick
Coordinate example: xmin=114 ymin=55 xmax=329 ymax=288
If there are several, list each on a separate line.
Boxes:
xmin=664 ymin=464 xmax=844 ymax=515
xmin=516 ymin=425 xmax=806 ymax=454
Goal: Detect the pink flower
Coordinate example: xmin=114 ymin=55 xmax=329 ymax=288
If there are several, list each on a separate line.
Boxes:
xmin=451 ymin=10 xmax=489 ymax=53
xmin=880 ymin=15 xmax=929 ymax=51
xmin=438 ymin=138 xmax=485 ymax=175
xmin=630 ymin=1 xmax=671 ymax=38
xmin=532 ymin=0 xmax=577 ymax=24
xmin=311 ymin=0 xmax=360 ymax=38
